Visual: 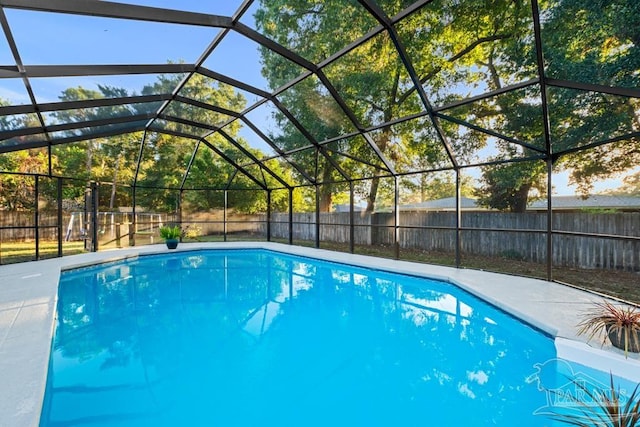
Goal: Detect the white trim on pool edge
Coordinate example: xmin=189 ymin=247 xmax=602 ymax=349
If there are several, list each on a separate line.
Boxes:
xmin=1 ymin=242 xmax=639 ymax=427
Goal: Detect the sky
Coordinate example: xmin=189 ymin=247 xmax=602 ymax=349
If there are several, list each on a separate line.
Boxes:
xmin=0 ymin=0 xmax=633 ymax=196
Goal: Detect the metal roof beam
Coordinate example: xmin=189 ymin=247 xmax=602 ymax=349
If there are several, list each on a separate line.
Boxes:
xmin=434 ymin=112 xmax=547 ymax=154
xmin=232 ymin=22 xmax=316 ymax=72
xmin=174 ymin=95 xmax=241 ymax=118
xmin=0 ymin=94 xmax=173 ymax=116
xmin=146 ymin=126 xmax=202 ymax=141
xmin=317 ymin=26 xmax=385 ymax=69
xmin=0 ymin=6 xmax=52 ymax=172
xmin=197 ymin=67 xmax=270 ymax=99
xmin=0 ymin=0 xmax=232 ymax=28
xmin=314 ymin=70 xmax=397 ymax=175
xmin=215 ymin=128 xmax=291 ymax=189
xmin=198 ymin=138 xmax=268 ymax=190
xmin=546 ymin=78 xmax=640 ymax=99
xmin=391 ymin=0 xmax=435 ymax=24
xmin=158 ymin=114 xmax=219 ymax=132
xmin=240 ymin=116 xmax=316 ymax=184
xmin=179 ymin=141 xmax=201 ymax=190
xmin=0 ymin=125 xmax=146 ymax=154
xmin=356 ymin=0 xmax=459 ymax=170
xmin=554 ymin=131 xmax=640 ymax=158
xmin=142 ymin=28 xmax=230 ymax=134
xmin=0 ymin=112 xmax=155 ymax=140
xmin=270 ymin=97 xmax=351 ymax=181
xmin=434 ymin=79 xmax=540 ymax=113
xmin=0 ymin=64 xmax=196 ymax=79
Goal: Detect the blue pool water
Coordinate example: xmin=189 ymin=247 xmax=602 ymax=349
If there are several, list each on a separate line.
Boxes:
xmin=40 ymin=249 xmax=622 ymax=426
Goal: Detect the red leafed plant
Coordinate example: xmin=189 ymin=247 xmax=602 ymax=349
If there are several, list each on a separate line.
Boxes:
xmin=577 ymin=301 xmax=640 ymax=358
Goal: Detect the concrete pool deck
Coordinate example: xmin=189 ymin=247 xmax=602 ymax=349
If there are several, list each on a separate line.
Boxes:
xmin=1 ymin=241 xmax=639 ymax=426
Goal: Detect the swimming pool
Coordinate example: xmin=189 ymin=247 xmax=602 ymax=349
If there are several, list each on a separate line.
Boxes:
xmin=39 ymin=249 xmax=626 ymax=426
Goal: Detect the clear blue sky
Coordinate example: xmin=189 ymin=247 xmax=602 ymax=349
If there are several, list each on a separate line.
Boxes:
xmin=2 ymin=1 xmax=267 ymax=102
xmin=0 ymin=1 xmax=281 ymax=156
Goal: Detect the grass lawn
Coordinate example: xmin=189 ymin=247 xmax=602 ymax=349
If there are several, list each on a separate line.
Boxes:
xmin=0 ymin=241 xmax=85 ymax=264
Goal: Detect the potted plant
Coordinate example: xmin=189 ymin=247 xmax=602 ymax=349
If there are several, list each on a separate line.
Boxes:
xmin=159 ymin=225 xmax=182 ymax=249
xmin=577 ymin=300 xmax=640 ymax=357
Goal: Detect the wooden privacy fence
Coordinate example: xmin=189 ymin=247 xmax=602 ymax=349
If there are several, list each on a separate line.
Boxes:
xmin=181 ymin=211 xmax=265 ymax=236
xmin=0 ymin=211 xmax=174 ymax=244
xmin=2 ymin=209 xmax=639 ymax=271
xmin=265 ymin=211 xmax=640 ymax=272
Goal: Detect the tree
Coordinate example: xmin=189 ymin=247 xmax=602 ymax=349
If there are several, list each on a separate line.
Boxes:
xmin=255 ymin=0 xmax=536 ymax=212
xmin=44 ymin=73 xmax=288 ymax=214
xmin=0 ymin=103 xmax=49 ymax=210
xmin=137 ymin=72 xmax=284 ymax=213
xmin=475 ymin=161 xmax=547 ymax=212
xmin=604 ymin=171 xmax=640 ymax=196
xmin=0 ymin=150 xmax=48 ymax=210
xmin=476 ymin=0 xmax=640 ymax=210
xmin=400 ymin=172 xmax=475 ymax=205
xmin=52 ymin=85 xmax=142 ymax=209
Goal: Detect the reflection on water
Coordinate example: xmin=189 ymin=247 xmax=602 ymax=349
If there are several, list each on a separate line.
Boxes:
xmin=42 ymin=250 xmax=559 ymax=426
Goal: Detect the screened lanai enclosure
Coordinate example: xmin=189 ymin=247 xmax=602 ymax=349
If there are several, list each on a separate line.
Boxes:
xmin=0 ymin=0 xmax=638 ymax=291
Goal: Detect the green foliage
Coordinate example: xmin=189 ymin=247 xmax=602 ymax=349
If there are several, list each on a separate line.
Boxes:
xmin=0 ymin=150 xmax=48 ymax=210
xmin=182 ymin=224 xmax=202 ymax=240
xmin=255 ymin=0 xmax=638 ymax=212
xmin=400 ymin=172 xmax=475 ymax=204
xmin=542 ymin=0 xmax=640 ymax=195
xmin=256 ymin=0 xmax=431 ymax=211
xmin=7 ymin=72 xmax=290 ymax=215
xmin=158 ymin=225 xmax=182 ymax=240
xmin=606 ymin=172 xmax=640 ymax=196
xmin=2 ymin=0 xmax=639 ymax=215
xmin=475 ymin=161 xmax=547 ymax=212
xmin=254 ymin=0 xmax=539 ymax=211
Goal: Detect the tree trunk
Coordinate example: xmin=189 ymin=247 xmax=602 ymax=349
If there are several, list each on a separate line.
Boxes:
xmin=366 ymin=175 xmax=380 ymax=212
xmin=420 ymin=174 xmax=428 ymax=202
xmin=86 ymin=142 xmax=93 ymax=191
xmin=318 ymin=165 xmax=333 ymax=212
xmin=109 ymin=156 xmax=120 ymax=210
xmin=511 ymin=184 xmax=531 ymax=213
xmin=366 ymin=127 xmax=391 ymax=212
xmin=319 ymin=190 xmax=332 ymax=212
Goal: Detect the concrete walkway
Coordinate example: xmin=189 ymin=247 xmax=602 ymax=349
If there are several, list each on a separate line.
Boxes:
xmin=1 ymin=242 xmax=639 ymax=427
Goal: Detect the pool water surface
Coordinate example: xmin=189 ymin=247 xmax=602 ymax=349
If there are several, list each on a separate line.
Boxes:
xmin=41 ymin=249 xmax=580 ymax=426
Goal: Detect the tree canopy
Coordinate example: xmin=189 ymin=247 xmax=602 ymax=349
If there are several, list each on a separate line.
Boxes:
xmin=0 ymin=0 xmax=637 ymax=214
xmin=254 ymin=0 xmax=639 ymax=212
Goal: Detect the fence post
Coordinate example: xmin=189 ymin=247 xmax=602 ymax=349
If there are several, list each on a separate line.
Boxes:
xmin=90 ymin=182 xmax=99 ymax=252
xmin=288 ymin=188 xmax=293 ymax=245
xmin=349 ymin=182 xmax=355 ymax=254
xmin=315 ymin=185 xmax=320 ymax=249
xmin=178 ymin=190 xmax=183 ymax=243
xmin=455 ymin=169 xmax=461 ymax=267
xmin=116 ymin=224 xmax=122 ymax=248
xmin=57 ymin=177 xmax=63 ymax=257
xmin=546 ymin=157 xmax=553 ymax=281
xmin=223 ymin=190 xmax=228 ymax=242
xmin=130 ymin=186 xmax=136 ymax=247
xmin=266 ymin=190 xmax=272 ymax=242
xmin=394 ymin=177 xmax=400 ymax=260
xmin=35 ymin=175 xmax=40 ymax=260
